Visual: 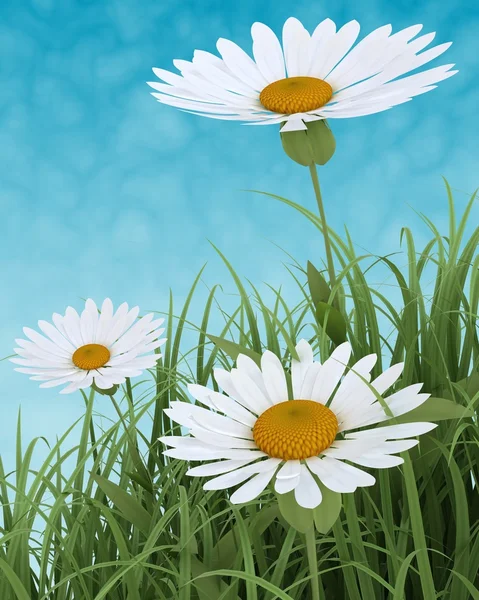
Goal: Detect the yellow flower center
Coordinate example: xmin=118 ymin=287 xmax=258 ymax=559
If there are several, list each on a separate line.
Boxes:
xmin=259 ymin=76 xmax=333 ymax=115
xmin=72 ymin=344 xmax=111 ymax=370
xmin=252 ymin=399 xmax=338 ymax=461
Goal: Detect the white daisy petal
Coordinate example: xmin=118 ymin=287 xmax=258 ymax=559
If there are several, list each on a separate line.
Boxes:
xmin=14 ymin=367 xmax=78 ymax=377
xmin=366 ymin=439 xmax=419 ymax=454
xmin=352 ymin=387 xmax=430 ymax=429
xmin=59 ymin=372 xmax=94 ymax=394
xmin=369 ymin=362 xmax=404 ymax=394
xmin=308 ymin=18 xmax=337 ymax=77
xmin=321 ymin=438 xmax=383 ymax=460
xmin=186 ymin=458 xmax=260 ymax=477
xmin=276 ymin=460 xmax=301 ymax=480
xmin=12 ymin=298 xmax=165 ymax=393
xmin=279 ymin=118 xmax=308 ymax=132
xmin=10 ymin=356 xmax=69 ymax=368
xmin=274 ymin=473 xmax=301 ymax=494
xmin=37 ymin=320 xmax=76 ymax=353
xmin=213 ymin=368 xmax=246 ymax=404
xmin=94 ymin=298 xmax=114 ymax=346
xmin=163 ymin=444 xmax=266 ymax=461
xmin=292 ymin=339 xmax=315 ymax=398
xmin=351 ymin=454 xmax=404 ymax=468
xmin=282 ymin=17 xmax=312 ymax=77
xmin=328 ymin=460 xmax=376 ymax=487
xmin=189 ymin=425 xmax=257 ymax=449
xmin=314 ymin=20 xmax=361 ymax=80
xmin=230 ymin=369 xmax=272 ymax=414
xmin=192 ymin=50 xmax=259 ymax=96
xmin=326 ymin=24 xmax=392 ymax=90
xmin=203 ymin=457 xmax=281 ymax=491
xmin=229 ymin=468 xmax=277 ymax=504
xmin=187 ymin=383 xmax=217 ymax=409
xmin=216 ymin=38 xmax=268 ymax=91
xmin=165 ymin=401 xmax=215 ymax=429
xmin=23 ymin=327 xmax=71 ymax=359
xmin=345 ymin=422 xmax=437 ymax=440
xmin=294 ymin=465 xmax=323 ymax=509
xmin=207 ymin=391 xmax=257 ymax=427
xmin=236 ymin=353 xmax=272 ymax=403
xmin=300 ymin=362 xmax=323 ymax=399
xmin=260 ymin=351 xmax=289 ymax=405
xmin=329 ymin=353 xmax=376 ymax=414
xmin=251 ymin=22 xmax=286 ymax=82
xmin=190 ymin=408 xmax=255 ymax=440
xmin=306 ymin=456 xmax=358 ymax=493
xmin=311 ymin=342 xmax=351 ymax=404
xmin=63 ymin=307 xmax=84 ymax=347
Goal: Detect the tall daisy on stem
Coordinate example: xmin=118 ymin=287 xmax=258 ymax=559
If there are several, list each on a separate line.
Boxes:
xmin=147 ymin=16 xmax=456 ymax=307
xmin=10 ymin=298 xmax=166 ymax=395
xmin=160 ymin=340 xmax=438 ymax=600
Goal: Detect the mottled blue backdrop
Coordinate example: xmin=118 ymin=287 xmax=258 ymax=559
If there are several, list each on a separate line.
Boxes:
xmin=1 ymin=0 xmax=478 ymax=467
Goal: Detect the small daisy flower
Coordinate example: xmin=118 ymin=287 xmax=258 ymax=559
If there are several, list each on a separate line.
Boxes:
xmin=147 ymin=17 xmax=456 ymax=132
xmin=160 ymin=340 xmax=436 ymax=509
xmin=11 ymin=298 xmax=166 ymax=394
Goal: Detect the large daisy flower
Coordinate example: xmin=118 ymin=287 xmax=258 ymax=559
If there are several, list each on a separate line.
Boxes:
xmin=147 ymin=17 xmax=456 ymax=133
xmin=11 ymin=298 xmax=166 ymax=394
xmin=160 ymin=340 xmax=436 ymax=509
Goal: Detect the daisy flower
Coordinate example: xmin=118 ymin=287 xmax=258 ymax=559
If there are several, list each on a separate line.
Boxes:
xmin=160 ymin=340 xmax=436 ymax=509
xmin=11 ymin=298 xmax=166 ymax=394
xmin=147 ymin=16 xmax=457 ymax=132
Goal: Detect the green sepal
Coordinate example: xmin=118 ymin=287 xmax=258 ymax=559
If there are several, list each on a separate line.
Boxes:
xmin=276 ymin=490 xmax=314 ymax=533
xmin=280 ymin=119 xmax=336 ymax=167
xmin=313 ymin=482 xmax=342 ymax=534
xmin=307 ymin=119 xmax=336 ymax=165
xmin=91 ymin=381 xmax=119 ymax=396
xmin=315 ymin=301 xmax=347 ymax=345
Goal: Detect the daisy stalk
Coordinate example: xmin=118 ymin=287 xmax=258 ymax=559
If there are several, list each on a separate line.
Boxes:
xmin=159 ymin=339 xmax=439 ymax=598
xmin=147 ymin=16 xmax=456 ymax=313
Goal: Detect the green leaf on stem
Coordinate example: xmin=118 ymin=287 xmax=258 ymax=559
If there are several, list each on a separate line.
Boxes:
xmin=315 ymin=302 xmax=347 ymax=345
xmin=313 ymin=484 xmax=342 ymax=534
xmin=207 ymin=334 xmax=262 ymax=366
xmin=395 ymin=396 xmax=474 ymax=423
xmin=307 ymin=260 xmax=332 ymax=306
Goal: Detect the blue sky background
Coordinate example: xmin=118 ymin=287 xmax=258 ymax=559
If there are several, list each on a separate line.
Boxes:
xmin=0 ymin=0 xmax=478 ymax=472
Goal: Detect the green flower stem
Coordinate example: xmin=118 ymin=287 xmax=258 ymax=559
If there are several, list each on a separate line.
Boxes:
xmin=81 ymin=387 xmax=98 ymax=463
xmin=332 ymin=517 xmax=362 ymax=600
xmin=401 ymin=452 xmax=437 ymax=599
xmin=308 ymin=163 xmax=338 ymax=307
xmin=304 ymin=526 xmax=325 ymax=600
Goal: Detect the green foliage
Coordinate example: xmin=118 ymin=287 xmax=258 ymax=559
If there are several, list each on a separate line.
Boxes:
xmin=0 ymin=183 xmax=478 ymax=599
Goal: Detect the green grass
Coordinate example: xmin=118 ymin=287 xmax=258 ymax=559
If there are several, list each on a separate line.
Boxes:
xmin=1 ymin=181 xmax=478 ymax=599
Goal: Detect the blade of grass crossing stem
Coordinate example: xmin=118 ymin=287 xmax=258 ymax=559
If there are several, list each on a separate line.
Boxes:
xmin=343 ymin=494 xmax=376 ymax=599
xmin=196 ymin=284 xmax=220 ymax=385
xmin=178 ymin=486 xmax=192 ymax=600
xmin=209 ymin=242 xmax=262 ymax=353
xmin=230 ymin=506 xmax=258 ymax=600
xmin=249 ymin=280 xmax=299 ymax=360
xmin=332 ymin=516 xmax=362 ymax=600
xmin=401 ymin=453 xmax=436 ymax=599
xmin=264 ymin=527 xmax=297 ymax=600
xmin=73 ymin=387 xmax=95 ymax=520
xmin=433 ymin=440 xmax=471 ymax=600
xmin=248 ymin=280 xmax=281 ymax=356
